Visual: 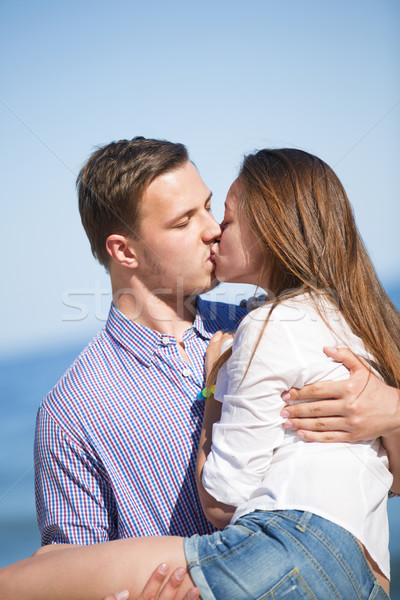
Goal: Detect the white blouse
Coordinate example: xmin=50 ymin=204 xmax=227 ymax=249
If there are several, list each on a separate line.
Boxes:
xmin=202 ymin=294 xmax=392 ymax=579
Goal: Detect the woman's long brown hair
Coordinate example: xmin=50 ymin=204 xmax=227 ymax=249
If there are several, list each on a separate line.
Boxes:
xmin=208 ymin=149 xmax=400 ymax=390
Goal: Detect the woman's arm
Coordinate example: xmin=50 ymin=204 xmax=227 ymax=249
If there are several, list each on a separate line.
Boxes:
xmin=196 ymin=395 xmax=236 ymax=528
xmin=196 ymin=331 xmax=237 ymax=528
xmin=197 ymin=310 xmax=305 ymax=518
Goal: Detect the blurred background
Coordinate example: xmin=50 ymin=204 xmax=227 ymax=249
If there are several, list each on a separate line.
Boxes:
xmin=1 ymin=0 xmax=399 ymax=595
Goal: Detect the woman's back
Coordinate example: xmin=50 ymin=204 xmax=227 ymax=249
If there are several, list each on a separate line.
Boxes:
xmin=203 ymin=294 xmax=392 ymax=579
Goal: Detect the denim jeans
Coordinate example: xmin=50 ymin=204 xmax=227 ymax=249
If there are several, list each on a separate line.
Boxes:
xmin=184 ymin=510 xmax=389 ymax=600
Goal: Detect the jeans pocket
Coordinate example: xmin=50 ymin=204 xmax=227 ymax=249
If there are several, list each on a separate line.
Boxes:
xmin=261 ymin=567 xmax=316 ymax=600
xmin=367 ymin=580 xmax=391 ymax=600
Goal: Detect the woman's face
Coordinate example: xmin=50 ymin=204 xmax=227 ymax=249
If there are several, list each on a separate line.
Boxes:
xmin=212 ymin=179 xmax=266 ymax=286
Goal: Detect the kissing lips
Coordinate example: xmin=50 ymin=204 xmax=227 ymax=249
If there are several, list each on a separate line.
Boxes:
xmin=210 ymin=242 xmax=219 ymax=263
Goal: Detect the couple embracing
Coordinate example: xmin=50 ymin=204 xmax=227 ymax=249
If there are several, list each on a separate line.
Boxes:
xmin=1 ymin=138 xmax=399 ymax=599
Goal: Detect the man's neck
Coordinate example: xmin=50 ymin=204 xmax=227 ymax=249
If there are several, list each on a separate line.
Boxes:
xmin=114 ymin=286 xmax=199 ymax=343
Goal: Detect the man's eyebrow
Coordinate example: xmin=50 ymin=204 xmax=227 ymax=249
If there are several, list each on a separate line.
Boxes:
xmin=165 ymin=192 xmax=213 ymax=226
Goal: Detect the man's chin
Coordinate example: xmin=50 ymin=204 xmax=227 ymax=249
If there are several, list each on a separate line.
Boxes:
xmin=188 ymin=277 xmax=221 ymax=298
xmin=208 ymin=276 xmax=222 ymax=292
xmin=201 ymin=274 xmax=221 ymax=294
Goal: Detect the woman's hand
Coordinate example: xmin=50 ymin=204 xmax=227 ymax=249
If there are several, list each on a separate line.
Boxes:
xmin=102 ymin=564 xmax=200 ymax=600
xmin=205 ymin=331 xmax=234 ymax=379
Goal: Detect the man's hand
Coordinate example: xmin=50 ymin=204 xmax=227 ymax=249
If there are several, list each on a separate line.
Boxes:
xmin=280 ymin=346 xmax=400 ymax=443
xmin=102 ymin=564 xmax=200 ymax=600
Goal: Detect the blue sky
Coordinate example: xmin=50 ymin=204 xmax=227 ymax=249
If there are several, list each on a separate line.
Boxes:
xmin=1 ymin=0 xmax=399 ymax=357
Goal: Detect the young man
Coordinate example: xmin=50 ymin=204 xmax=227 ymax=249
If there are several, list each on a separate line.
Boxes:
xmin=35 ymin=137 xmax=246 ymax=544
xmin=34 ymin=137 xmax=399 ymax=550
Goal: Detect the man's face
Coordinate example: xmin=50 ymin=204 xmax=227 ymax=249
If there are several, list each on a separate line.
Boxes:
xmin=133 ymin=161 xmax=221 ymax=297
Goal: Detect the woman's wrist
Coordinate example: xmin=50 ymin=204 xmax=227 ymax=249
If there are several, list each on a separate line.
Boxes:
xmin=197 ymin=385 xmax=216 ymax=401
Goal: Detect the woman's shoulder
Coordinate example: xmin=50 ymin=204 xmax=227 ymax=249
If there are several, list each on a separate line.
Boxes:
xmin=235 ymin=292 xmax=347 ymax=349
xmin=241 ymin=292 xmax=333 ymax=326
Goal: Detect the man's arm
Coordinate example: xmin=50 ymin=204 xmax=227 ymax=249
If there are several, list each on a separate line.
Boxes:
xmin=35 ymin=406 xmax=114 ymax=545
xmin=280 ymin=346 xmax=400 ymax=493
xmin=102 ymin=564 xmax=200 ymax=600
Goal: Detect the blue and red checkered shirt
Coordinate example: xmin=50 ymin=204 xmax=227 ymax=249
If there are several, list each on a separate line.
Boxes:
xmin=34 ymin=297 xmax=246 ymax=544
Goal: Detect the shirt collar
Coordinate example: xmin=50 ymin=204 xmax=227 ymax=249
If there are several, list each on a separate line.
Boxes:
xmin=106 ymin=301 xmax=215 ymax=367
xmin=106 ymin=304 xmax=162 ymax=367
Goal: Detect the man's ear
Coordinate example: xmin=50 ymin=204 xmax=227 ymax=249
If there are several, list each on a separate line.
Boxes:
xmin=106 ymin=234 xmax=139 ymax=268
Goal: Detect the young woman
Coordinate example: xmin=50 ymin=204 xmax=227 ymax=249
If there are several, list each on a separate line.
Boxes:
xmin=1 ymin=149 xmax=399 ymax=599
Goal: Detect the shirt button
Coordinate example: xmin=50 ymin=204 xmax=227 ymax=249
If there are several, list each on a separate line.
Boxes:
xmin=181 ymin=367 xmax=191 ymax=377
xmin=161 ymin=336 xmax=169 ymax=345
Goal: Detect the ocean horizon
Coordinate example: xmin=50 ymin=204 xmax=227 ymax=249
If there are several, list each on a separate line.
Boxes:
xmin=1 ymin=286 xmax=399 ymax=597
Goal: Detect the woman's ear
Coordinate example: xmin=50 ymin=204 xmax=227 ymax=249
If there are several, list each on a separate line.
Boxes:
xmin=106 ymin=234 xmax=139 ymax=268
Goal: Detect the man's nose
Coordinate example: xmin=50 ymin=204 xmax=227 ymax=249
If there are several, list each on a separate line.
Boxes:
xmin=204 ymin=212 xmax=222 ymax=241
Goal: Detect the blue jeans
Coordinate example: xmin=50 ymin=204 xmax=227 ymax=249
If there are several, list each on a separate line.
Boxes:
xmin=184 ymin=510 xmax=389 ymax=599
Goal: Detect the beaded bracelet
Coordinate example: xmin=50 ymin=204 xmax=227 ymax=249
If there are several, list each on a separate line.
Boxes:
xmin=196 ymin=385 xmax=216 ymax=401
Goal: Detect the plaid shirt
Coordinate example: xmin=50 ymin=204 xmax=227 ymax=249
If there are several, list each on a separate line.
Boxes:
xmin=35 ymin=298 xmax=246 ymax=544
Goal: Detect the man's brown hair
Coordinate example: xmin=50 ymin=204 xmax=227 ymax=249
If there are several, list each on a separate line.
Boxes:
xmin=77 ymin=137 xmax=189 ymax=266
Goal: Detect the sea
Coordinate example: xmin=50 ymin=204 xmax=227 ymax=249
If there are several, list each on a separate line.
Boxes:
xmin=1 ymin=287 xmax=399 ymax=597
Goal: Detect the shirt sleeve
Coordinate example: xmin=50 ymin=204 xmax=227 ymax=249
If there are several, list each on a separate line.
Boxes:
xmin=34 ymin=405 xmax=117 ymax=545
xmin=202 ymin=305 xmax=309 ymax=506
